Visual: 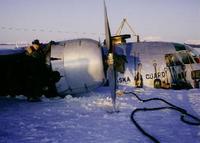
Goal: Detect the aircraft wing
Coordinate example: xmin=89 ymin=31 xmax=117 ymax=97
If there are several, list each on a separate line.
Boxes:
xmin=0 ymin=45 xmax=25 ymax=55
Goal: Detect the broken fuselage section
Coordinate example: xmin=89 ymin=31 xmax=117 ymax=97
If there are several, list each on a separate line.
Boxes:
xmin=0 ymin=38 xmax=200 ymax=100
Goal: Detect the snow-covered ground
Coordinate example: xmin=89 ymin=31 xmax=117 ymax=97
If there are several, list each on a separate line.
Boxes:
xmin=0 ymin=87 xmax=200 ymax=143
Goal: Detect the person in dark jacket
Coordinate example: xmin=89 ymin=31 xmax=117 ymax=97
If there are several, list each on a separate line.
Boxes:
xmin=25 ymin=39 xmax=53 ymax=101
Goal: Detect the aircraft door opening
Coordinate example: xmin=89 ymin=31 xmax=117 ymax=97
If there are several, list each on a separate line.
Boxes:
xmin=165 ymin=54 xmax=192 ymax=89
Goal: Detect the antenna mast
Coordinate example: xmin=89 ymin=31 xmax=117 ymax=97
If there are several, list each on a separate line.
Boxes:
xmin=116 ymin=18 xmax=140 ymax=42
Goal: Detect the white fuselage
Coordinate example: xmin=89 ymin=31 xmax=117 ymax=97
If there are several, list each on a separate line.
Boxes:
xmin=116 ymin=41 xmax=200 ymax=88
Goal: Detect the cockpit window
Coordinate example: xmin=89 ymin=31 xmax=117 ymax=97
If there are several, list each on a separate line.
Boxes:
xmin=165 ymin=54 xmax=183 ymax=66
xmin=177 ymin=52 xmax=194 ymax=64
xmin=173 ymin=43 xmax=186 ymax=51
xmin=168 ymin=44 xmax=200 ymax=64
xmin=185 ymin=45 xmax=200 ymax=63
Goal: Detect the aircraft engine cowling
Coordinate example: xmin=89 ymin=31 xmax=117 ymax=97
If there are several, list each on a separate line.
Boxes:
xmin=51 ymin=39 xmax=105 ymax=95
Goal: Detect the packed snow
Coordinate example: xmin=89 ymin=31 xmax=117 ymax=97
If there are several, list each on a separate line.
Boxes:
xmin=0 ymin=87 xmax=200 ymax=143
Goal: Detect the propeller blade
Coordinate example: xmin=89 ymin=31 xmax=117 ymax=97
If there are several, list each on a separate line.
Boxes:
xmin=104 ymin=0 xmax=117 ymax=110
xmin=104 ymin=0 xmax=112 ymax=51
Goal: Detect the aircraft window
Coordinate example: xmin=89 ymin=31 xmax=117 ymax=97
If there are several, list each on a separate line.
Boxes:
xmin=173 ymin=43 xmax=186 ymax=51
xmin=185 ymin=45 xmax=200 ymax=63
xmin=190 ymin=50 xmax=200 ymax=63
xmin=165 ymin=54 xmax=183 ymax=66
xmin=190 ymin=50 xmax=197 ymax=57
xmin=185 ymin=45 xmax=199 ymax=56
xmin=178 ymin=52 xmax=194 ymax=64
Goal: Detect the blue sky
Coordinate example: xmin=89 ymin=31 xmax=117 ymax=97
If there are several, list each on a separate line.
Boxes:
xmin=0 ymin=0 xmax=199 ymax=44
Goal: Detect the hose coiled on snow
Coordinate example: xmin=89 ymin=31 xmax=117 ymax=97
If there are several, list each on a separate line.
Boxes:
xmin=124 ymin=91 xmax=200 ymax=143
